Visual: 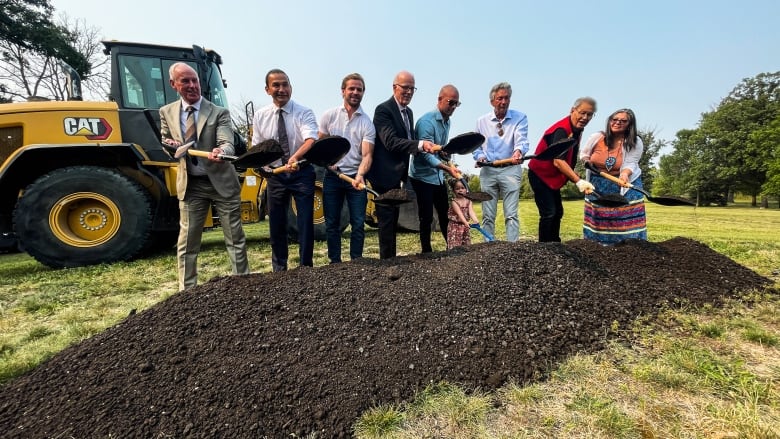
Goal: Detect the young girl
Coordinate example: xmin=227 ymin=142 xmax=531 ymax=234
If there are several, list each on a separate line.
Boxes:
xmin=446 ymin=179 xmax=479 ymax=249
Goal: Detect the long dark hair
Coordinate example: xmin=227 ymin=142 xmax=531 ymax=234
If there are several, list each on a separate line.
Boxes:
xmin=604 ymin=108 xmax=638 ymax=151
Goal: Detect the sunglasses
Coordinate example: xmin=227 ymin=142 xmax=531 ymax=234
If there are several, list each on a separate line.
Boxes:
xmin=496 ymin=121 xmax=504 ymax=136
xmin=446 ymin=99 xmax=461 ymax=107
xmin=610 ymin=118 xmax=629 ymax=125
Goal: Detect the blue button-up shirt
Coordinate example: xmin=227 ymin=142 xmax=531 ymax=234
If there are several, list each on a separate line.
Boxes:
xmin=410 ymin=109 xmax=450 ymax=184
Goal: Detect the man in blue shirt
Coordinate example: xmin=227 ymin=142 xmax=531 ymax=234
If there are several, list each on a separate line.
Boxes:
xmin=473 ymin=82 xmax=529 ymax=242
xmin=410 ymin=84 xmax=462 ymax=253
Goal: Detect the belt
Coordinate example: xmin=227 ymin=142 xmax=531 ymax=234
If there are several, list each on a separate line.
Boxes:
xmin=188 ymin=174 xmax=210 ymax=180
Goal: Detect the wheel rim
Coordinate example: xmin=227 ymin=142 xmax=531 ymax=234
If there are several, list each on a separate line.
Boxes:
xmin=291 ymin=181 xmax=325 ymax=225
xmin=49 ymin=192 xmax=121 ymax=247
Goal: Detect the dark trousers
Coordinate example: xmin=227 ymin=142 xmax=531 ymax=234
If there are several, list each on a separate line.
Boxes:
xmin=372 ymin=182 xmax=401 ymax=259
xmin=323 ymin=172 xmax=367 ymax=263
xmin=409 ymin=178 xmax=449 ymax=253
xmin=528 ymin=170 xmax=564 ymax=242
xmin=267 ymin=166 xmax=315 ymax=270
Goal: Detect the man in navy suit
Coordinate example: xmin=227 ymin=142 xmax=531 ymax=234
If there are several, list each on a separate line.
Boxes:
xmin=367 ymin=71 xmax=437 ymax=259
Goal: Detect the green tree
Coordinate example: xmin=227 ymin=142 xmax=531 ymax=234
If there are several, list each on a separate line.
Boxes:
xmin=753 ymin=115 xmax=780 ymax=205
xmin=0 ymin=0 xmax=90 ymax=78
xmin=657 ymin=72 xmax=780 ymax=207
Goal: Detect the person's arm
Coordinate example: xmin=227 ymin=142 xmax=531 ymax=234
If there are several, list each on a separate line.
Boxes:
xmin=620 ymin=137 xmax=644 ymax=183
xmin=354 ymin=139 xmax=374 ymax=189
xmin=511 ymin=112 xmax=530 ymax=162
xmin=289 ymin=107 xmax=319 ymax=166
xmin=452 ymin=199 xmax=470 ymax=225
xmin=580 ymin=132 xmax=602 ymax=162
xmin=213 ymin=107 xmax=235 ymax=158
xmin=467 ymin=201 xmax=478 ymax=225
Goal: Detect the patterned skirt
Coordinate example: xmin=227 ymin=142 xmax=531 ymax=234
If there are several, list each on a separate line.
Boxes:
xmin=583 ymin=174 xmax=647 ymax=244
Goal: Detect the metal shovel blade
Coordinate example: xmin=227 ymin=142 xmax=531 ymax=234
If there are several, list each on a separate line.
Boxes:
xmin=435 ymin=132 xmax=485 ymax=155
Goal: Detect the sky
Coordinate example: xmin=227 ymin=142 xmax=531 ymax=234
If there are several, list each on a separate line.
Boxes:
xmin=51 ymin=0 xmax=780 ymax=169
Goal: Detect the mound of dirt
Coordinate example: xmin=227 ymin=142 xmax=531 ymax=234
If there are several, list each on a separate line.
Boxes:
xmin=0 ymin=238 xmax=772 ymax=438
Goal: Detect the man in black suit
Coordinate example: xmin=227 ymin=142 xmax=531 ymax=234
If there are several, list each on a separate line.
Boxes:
xmin=367 ymin=71 xmax=437 ymax=259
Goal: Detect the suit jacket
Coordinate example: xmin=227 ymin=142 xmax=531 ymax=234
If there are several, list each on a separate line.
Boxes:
xmin=366 ymin=97 xmax=420 ymax=189
xmin=159 ymin=99 xmax=240 ymax=200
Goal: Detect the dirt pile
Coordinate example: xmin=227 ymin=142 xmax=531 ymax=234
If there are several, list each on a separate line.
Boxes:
xmin=0 ymin=237 xmax=772 ymax=438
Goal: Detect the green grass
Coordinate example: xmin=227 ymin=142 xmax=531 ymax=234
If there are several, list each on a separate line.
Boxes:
xmin=1 ymin=199 xmax=779 ymax=437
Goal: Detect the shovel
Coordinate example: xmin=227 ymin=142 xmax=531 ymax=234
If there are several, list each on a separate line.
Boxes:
xmin=188 ymin=139 xmax=284 ymax=168
xmin=589 ymin=190 xmax=629 ymax=207
xmin=431 ymin=132 xmax=485 ymax=155
xmin=265 ymin=136 xmax=351 ymax=175
xmin=588 ymin=165 xmax=695 ymax=206
xmin=470 ymin=223 xmax=495 ymax=241
xmin=476 ymin=137 xmax=576 ymax=168
xmin=331 ymin=170 xmax=411 ymax=206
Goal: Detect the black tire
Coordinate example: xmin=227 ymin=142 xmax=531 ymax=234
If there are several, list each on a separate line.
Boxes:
xmin=14 ymin=166 xmax=153 ymax=268
xmin=287 ymin=167 xmax=348 ymax=242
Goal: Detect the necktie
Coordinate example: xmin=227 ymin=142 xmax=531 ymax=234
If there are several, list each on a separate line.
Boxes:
xmin=401 ymin=108 xmax=412 ymax=139
xmin=277 ymin=109 xmax=290 ymax=160
xmin=185 ymin=106 xmax=198 ymax=164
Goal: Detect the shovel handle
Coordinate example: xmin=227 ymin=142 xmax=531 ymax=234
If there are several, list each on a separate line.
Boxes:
xmin=272 ymin=159 xmax=309 ymax=174
xmin=335 ymin=172 xmax=383 ymax=197
xmin=336 ymin=172 xmax=366 ymax=190
xmin=187 ymin=149 xmax=239 ymax=161
xmin=597 ymin=170 xmax=632 ymax=189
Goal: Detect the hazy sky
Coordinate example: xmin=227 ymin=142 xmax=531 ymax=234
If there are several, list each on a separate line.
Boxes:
xmin=52 ymin=0 xmax=779 ymax=168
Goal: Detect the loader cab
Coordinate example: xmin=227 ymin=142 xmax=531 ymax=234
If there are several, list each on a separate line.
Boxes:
xmin=101 ymin=41 xmax=229 ymax=160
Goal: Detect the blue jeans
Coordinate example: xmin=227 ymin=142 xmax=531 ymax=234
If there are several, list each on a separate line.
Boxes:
xmin=323 ymin=172 xmax=367 ymax=263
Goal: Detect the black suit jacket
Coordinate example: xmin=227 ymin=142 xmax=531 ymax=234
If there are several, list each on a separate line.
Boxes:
xmin=367 ymin=97 xmax=420 ymax=189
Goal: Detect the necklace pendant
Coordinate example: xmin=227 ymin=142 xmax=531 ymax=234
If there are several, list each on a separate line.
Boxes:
xmin=605 ymin=156 xmax=617 ymax=171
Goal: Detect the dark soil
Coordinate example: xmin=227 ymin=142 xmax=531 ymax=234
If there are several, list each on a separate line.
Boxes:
xmin=0 ymin=238 xmax=773 ymax=438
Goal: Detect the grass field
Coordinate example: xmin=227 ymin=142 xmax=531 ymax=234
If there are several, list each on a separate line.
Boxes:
xmin=1 ymin=199 xmax=778 ymax=437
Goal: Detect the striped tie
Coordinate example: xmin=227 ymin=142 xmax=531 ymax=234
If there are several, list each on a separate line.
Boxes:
xmin=185 ymin=106 xmax=198 ymax=164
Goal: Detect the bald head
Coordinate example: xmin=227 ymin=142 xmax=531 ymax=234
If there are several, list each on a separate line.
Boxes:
xmin=392 ymin=71 xmax=416 ymax=106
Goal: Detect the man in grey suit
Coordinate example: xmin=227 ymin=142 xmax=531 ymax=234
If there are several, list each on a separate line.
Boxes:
xmin=160 ymin=62 xmax=249 ymax=291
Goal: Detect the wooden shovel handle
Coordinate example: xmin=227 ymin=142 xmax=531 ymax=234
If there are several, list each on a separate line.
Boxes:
xmin=491 ymin=158 xmax=516 ymax=166
xmin=187 ymin=149 xmax=238 ymax=161
xmin=336 ymin=172 xmax=366 ymax=190
xmin=597 ymin=170 xmax=632 ymax=189
xmin=272 ymin=160 xmax=306 ymax=174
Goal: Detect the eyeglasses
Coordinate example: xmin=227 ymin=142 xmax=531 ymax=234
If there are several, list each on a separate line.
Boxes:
xmin=446 ymin=99 xmax=461 ymax=107
xmin=610 ymin=118 xmax=629 ymax=125
xmin=394 ymin=84 xmax=417 ymax=92
xmin=496 ymin=121 xmax=504 ymax=136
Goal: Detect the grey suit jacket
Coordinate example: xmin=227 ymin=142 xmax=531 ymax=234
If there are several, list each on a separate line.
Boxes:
xmin=159 ymin=99 xmax=240 ymax=200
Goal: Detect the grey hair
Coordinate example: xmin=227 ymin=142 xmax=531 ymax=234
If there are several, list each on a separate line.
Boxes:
xmin=572 ymin=96 xmax=597 ymax=112
xmin=489 ymin=82 xmax=512 ymax=100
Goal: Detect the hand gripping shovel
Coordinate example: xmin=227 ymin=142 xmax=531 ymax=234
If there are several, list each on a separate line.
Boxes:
xmin=187 ymin=139 xmax=284 ymax=168
xmin=266 ymin=136 xmax=351 ymax=175
xmin=476 ymin=137 xmax=576 ymax=168
xmin=331 ymin=170 xmax=411 ymax=206
xmin=470 ymin=223 xmax=495 ymax=241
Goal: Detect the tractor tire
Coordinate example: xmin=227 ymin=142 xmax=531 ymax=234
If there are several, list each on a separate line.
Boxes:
xmin=14 ymin=166 xmax=153 ymax=268
xmin=287 ymin=166 xmax=348 ymax=242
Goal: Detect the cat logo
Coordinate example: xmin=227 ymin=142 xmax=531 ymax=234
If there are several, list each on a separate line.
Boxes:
xmin=63 ymin=117 xmax=113 ymax=140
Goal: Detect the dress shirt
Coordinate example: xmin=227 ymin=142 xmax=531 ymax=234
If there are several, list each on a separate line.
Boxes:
xmin=410 ymin=109 xmax=450 ymax=184
xmin=318 ymin=105 xmax=376 ymax=175
xmin=473 ymin=108 xmax=530 ymax=162
xmin=252 ymin=100 xmax=318 ymax=165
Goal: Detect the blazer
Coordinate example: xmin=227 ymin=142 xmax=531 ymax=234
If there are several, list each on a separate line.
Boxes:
xmin=159 ymin=98 xmax=240 ymax=200
xmin=366 ymin=97 xmax=420 ymax=189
